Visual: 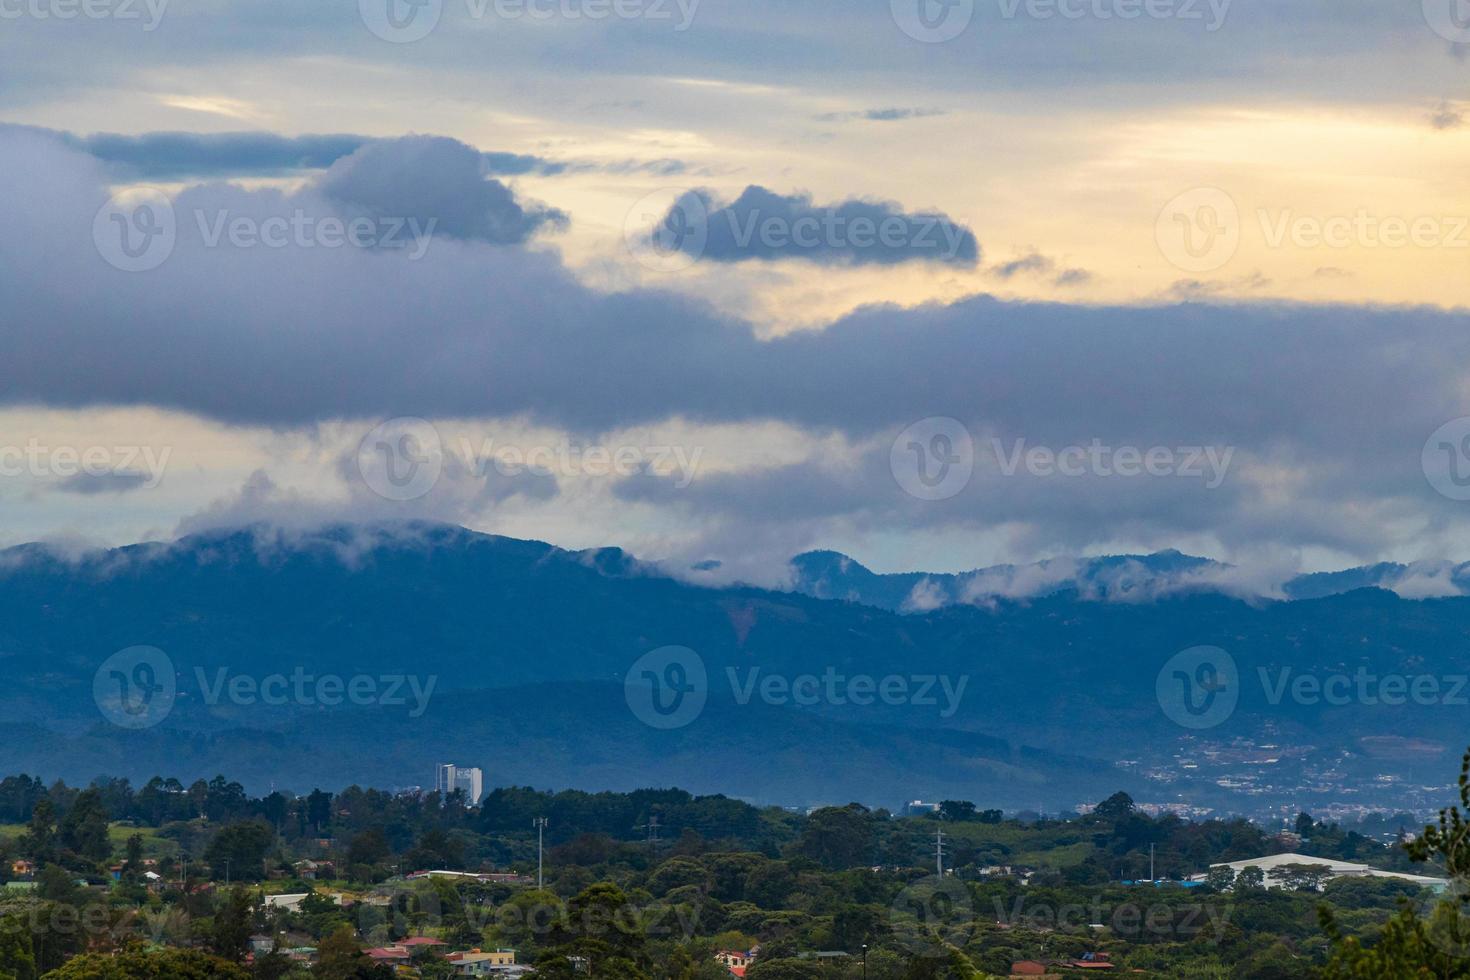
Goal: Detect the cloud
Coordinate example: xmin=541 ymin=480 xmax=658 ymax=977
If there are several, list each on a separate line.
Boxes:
xmin=177 ymin=446 xmax=559 ymax=538
xmin=318 ymin=136 xmax=567 ymax=245
xmin=991 ymin=250 xmax=1092 ymax=287
xmin=992 ymin=251 xmax=1053 ymax=279
xmin=1167 ymin=272 xmax=1271 ymax=298
xmin=53 ymin=471 xmax=150 ymax=495
xmin=16 ymin=125 xmax=666 ymax=183
xmin=63 ymin=129 xmax=368 ymax=179
xmin=8 ymin=124 xmax=1470 ymax=570
xmin=815 ymin=107 xmax=947 ymax=123
xmin=481 ymin=151 xmax=567 ymax=176
xmin=650 ymin=185 xmax=979 ymax=266
xmin=1431 ymin=101 xmax=1464 ymax=130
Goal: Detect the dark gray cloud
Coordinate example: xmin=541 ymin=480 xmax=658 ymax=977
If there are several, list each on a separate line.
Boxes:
xmin=654 ymin=186 xmax=979 ymax=266
xmin=67 ymin=130 xmax=368 ymax=179
xmin=991 ymin=250 xmax=1092 ymax=286
xmin=53 ymin=471 xmax=150 ymax=495
xmin=13 ymin=125 xmax=660 ymax=182
xmin=482 ymin=151 xmax=566 ymax=176
xmin=815 ymin=107 xmax=947 ymax=123
xmin=992 ymin=251 xmax=1053 ymax=279
xmin=318 ymin=136 xmax=567 ymax=245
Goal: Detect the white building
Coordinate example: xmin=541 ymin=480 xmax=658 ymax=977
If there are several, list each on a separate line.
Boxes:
xmin=1194 ymin=853 xmax=1447 ymax=892
xmin=436 ymin=764 xmax=484 ymax=803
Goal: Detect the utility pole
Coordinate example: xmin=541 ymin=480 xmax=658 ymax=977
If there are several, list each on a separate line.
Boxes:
xmin=1149 ymin=843 xmax=1155 ymax=883
xmin=534 ymin=817 xmax=548 ymax=889
xmin=639 ymin=816 xmax=661 ymax=857
xmin=935 ymin=828 xmax=947 ymax=877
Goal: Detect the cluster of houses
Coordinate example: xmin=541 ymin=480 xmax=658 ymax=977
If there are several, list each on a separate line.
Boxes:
xmin=247 ymin=933 xmax=525 ymax=978
xmin=1009 ymin=952 xmax=1115 ymax=976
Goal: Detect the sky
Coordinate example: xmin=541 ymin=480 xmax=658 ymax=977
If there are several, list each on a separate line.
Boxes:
xmin=3 ymin=0 xmax=1470 ymax=584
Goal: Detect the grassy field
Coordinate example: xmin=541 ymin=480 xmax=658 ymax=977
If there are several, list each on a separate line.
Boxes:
xmin=0 ymin=822 xmax=178 ymax=860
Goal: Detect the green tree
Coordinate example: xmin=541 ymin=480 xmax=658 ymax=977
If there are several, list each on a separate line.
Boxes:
xmin=208 ymin=887 xmax=256 ymax=963
xmin=21 ymin=800 xmax=56 ymax=864
xmin=312 ymin=925 xmax=393 ymax=980
xmin=1203 ymin=865 xmax=1236 ymax=892
xmin=0 ymin=914 xmax=37 ymax=980
xmin=58 ymin=789 xmax=111 ymax=864
xmin=1235 ymin=866 xmax=1266 ymax=890
xmin=203 ymin=821 xmax=274 ymax=883
xmin=40 ymin=947 xmax=250 ymax=979
xmin=937 ymin=802 xmax=975 ymax=823
xmin=793 ymin=806 xmax=875 ymax=870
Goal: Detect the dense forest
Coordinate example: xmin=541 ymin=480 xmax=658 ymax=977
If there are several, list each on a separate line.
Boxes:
xmin=0 ymin=764 xmax=1464 ymax=978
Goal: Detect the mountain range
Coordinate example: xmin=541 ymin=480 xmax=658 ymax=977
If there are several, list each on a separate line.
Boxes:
xmin=786 ymin=549 xmax=1470 ymax=609
xmin=2 ymin=523 xmax=1468 ymax=815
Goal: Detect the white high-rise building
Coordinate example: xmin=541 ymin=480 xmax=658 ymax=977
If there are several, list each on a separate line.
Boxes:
xmin=436 ymin=764 xmax=484 ymax=804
